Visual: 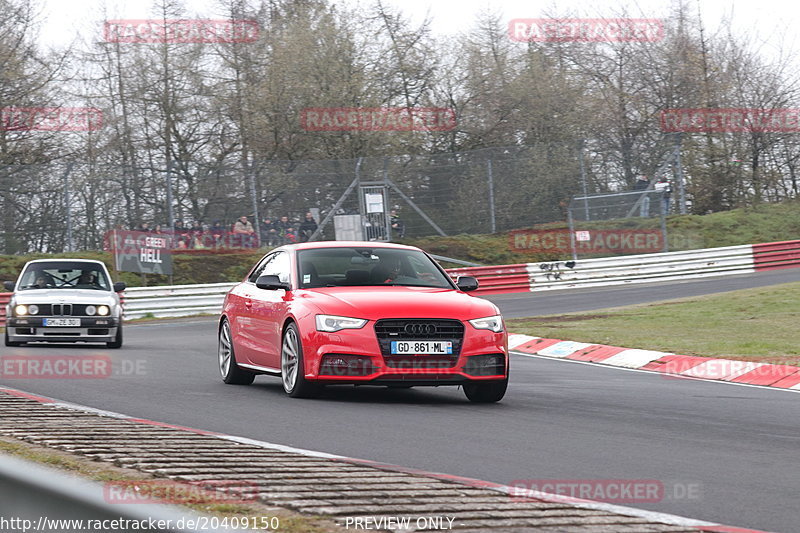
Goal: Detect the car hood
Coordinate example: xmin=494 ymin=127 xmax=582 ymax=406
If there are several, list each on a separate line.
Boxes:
xmin=11 ymin=289 xmax=118 ymax=306
xmin=299 ymin=286 xmax=499 ymax=320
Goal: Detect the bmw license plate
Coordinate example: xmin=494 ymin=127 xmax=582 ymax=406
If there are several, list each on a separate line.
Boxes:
xmin=391 ymin=341 xmax=452 ymax=355
xmin=44 ymin=318 xmax=81 ymax=327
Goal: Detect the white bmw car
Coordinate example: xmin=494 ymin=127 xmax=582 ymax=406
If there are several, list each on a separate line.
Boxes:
xmin=4 ymin=259 xmax=126 ymax=348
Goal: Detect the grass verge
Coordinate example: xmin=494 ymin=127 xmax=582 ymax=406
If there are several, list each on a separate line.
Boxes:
xmin=506 ymin=281 xmax=800 ymax=365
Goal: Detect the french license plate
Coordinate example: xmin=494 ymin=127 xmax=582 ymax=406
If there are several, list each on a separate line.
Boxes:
xmin=44 ymin=318 xmax=80 ymax=327
xmin=391 ymin=341 xmax=452 ymax=355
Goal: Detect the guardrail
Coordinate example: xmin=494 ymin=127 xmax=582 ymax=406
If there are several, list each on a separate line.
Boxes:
xmin=2 ymin=239 xmax=799 ymax=324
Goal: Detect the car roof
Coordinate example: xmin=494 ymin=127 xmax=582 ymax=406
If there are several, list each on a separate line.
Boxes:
xmin=279 ymin=241 xmax=422 ymax=252
xmin=25 ymin=259 xmax=107 ymax=265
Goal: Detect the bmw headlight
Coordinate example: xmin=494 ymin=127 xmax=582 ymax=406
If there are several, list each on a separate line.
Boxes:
xmin=315 ymin=315 xmax=367 ymax=332
xmin=469 ymin=315 xmax=504 ymax=333
xmin=85 ymin=305 xmax=97 ymax=316
xmin=97 ymin=305 xmax=110 ymax=316
xmin=27 ymin=304 xmax=39 ymax=315
xmin=14 ymin=304 xmax=28 ymax=316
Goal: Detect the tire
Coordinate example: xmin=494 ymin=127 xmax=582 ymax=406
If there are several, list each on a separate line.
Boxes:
xmin=463 ymin=378 xmax=508 ymax=403
xmin=218 ymin=319 xmax=255 ymax=385
xmin=281 ymin=322 xmax=320 ymax=398
xmin=4 ymin=329 xmax=22 ymax=347
xmin=106 ymin=324 xmax=123 ymax=349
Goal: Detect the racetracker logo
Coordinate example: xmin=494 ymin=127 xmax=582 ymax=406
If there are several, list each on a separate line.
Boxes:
xmin=104 ymin=19 xmax=259 ymax=43
xmin=0 ymin=356 xmax=112 ymax=379
xmin=509 ymin=228 xmax=663 ymax=255
xmin=510 ymin=479 xmax=671 ymax=503
xmin=104 ymin=480 xmax=258 ymax=504
xmin=300 ymin=107 xmax=457 ymax=132
xmin=0 ymin=107 xmax=103 ymax=132
xmin=661 ymin=108 xmax=800 ymax=132
xmin=508 ymin=18 xmax=664 ymax=42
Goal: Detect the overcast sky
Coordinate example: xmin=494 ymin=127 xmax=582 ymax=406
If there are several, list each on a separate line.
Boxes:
xmin=34 ymin=0 xmax=800 ymax=64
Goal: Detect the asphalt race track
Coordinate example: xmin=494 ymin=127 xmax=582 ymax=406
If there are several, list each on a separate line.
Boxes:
xmin=2 ymin=269 xmax=799 ymax=532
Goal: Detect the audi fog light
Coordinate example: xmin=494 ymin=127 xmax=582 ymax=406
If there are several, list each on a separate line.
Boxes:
xmin=27 ymin=304 xmax=39 ymax=315
xmin=315 ymin=315 xmax=367 ymax=332
xmin=97 ymin=305 xmax=110 ymax=316
xmin=14 ymin=305 xmax=27 ymax=316
xmin=469 ymin=315 xmax=504 ymax=333
xmin=85 ymin=305 xmax=97 ymax=316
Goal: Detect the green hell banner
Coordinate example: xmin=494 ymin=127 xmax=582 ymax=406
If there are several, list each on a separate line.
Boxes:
xmin=108 ymin=230 xmax=173 ymax=275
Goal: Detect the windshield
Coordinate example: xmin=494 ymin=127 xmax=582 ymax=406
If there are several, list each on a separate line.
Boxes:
xmin=297 ymin=247 xmax=454 ymax=289
xmin=18 ymin=262 xmax=111 ymax=291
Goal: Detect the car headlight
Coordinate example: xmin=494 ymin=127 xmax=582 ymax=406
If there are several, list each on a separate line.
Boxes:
xmin=85 ymin=305 xmax=97 ymax=316
xmin=14 ymin=304 xmax=27 ymax=316
xmin=469 ymin=315 xmax=504 ymax=333
xmin=27 ymin=304 xmax=39 ymax=315
xmin=315 ymin=315 xmax=367 ymax=332
xmin=97 ymin=305 xmax=110 ymax=316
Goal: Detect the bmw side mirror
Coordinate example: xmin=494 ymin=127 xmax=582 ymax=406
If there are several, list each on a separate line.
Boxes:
xmin=113 ymin=281 xmax=127 ymax=292
xmin=3 ymin=281 xmax=15 ymax=292
xmin=256 ymin=274 xmax=290 ymax=291
xmin=456 ymin=276 xmax=479 ymax=292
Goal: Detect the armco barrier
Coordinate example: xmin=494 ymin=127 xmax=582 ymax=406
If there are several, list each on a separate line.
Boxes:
xmin=752 ymin=240 xmax=800 ymax=271
xmin=2 ymin=239 xmax=799 ymax=324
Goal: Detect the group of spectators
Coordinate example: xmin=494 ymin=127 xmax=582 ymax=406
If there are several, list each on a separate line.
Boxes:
xmin=132 ymin=212 xmax=320 ymax=249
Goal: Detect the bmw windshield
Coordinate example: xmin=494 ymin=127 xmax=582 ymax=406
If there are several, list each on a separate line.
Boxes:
xmin=17 ymin=262 xmax=111 ymax=291
xmin=297 ymin=247 xmax=454 ymax=289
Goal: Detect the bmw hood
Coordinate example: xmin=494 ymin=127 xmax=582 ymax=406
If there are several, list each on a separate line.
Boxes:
xmin=302 ymin=286 xmax=499 ymax=320
xmin=11 ymin=289 xmax=118 ymax=306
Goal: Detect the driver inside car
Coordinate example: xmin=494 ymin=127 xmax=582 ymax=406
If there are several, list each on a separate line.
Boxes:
xmin=75 ymin=270 xmax=98 ymax=289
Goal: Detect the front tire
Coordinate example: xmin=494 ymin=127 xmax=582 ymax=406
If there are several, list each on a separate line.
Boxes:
xmin=4 ymin=329 xmax=22 ymax=347
xmin=463 ymin=378 xmax=508 ymax=403
xmin=219 ymin=319 xmax=255 ymax=385
xmin=281 ymin=322 xmax=319 ymax=398
xmin=107 ymin=324 xmax=123 ymax=349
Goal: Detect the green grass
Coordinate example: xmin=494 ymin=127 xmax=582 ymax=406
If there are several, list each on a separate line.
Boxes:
xmin=506 ymin=281 xmax=800 ymax=364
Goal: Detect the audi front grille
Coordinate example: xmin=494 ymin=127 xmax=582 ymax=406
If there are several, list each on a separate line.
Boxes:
xmin=374 ymin=319 xmax=464 ymax=368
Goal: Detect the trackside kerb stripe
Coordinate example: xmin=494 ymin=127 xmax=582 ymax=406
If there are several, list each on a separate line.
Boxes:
xmin=0 ymin=384 xmax=770 ymax=532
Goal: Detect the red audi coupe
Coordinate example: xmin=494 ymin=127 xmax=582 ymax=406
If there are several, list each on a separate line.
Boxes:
xmin=218 ymin=241 xmax=508 ymax=402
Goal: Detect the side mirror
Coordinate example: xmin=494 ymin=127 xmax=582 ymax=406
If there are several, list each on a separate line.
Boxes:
xmin=3 ymin=281 xmax=15 ymax=292
xmin=113 ymin=281 xmax=127 ymax=292
xmin=456 ymin=276 xmax=479 ymax=292
xmin=256 ymin=274 xmax=290 ymax=291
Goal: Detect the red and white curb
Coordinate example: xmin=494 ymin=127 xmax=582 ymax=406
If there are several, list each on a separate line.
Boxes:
xmin=509 ymin=334 xmax=800 ymax=391
xmin=0 ymin=385 xmax=772 ymax=533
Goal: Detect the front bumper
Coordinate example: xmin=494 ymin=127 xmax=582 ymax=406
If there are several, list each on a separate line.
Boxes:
xmin=6 ymin=317 xmax=120 ymax=343
xmin=304 ymin=323 xmax=508 ymax=385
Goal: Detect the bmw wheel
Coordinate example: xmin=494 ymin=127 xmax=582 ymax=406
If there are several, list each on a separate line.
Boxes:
xmin=4 ymin=329 xmax=22 ymax=347
xmin=219 ymin=319 xmax=255 ymax=385
xmin=281 ymin=322 xmax=319 ymax=398
xmin=107 ymin=324 xmax=123 ymax=349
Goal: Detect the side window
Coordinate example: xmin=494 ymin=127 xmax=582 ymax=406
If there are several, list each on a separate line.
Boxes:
xmin=247 ymin=254 xmax=276 ymax=283
xmin=261 ymin=252 xmax=290 ymax=284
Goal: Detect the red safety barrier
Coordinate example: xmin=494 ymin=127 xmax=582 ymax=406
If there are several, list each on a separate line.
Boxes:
xmin=446 ymin=264 xmax=531 ymax=295
xmin=0 ymin=292 xmax=10 ymax=328
xmin=752 ymin=240 xmax=800 ymax=271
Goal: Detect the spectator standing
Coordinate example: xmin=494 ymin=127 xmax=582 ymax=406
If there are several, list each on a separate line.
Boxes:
xmin=654 ymin=177 xmax=673 ymax=214
xmin=274 ymin=216 xmax=292 ymax=245
xmin=390 ymin=209 xmax=405 ymax=238
xmin=633 ymin=175 xmax=650 ymax=217
xmin=233 ymin=215 xmax=256 ymax=248
xmin=260 ymin=217 xmax=278 ymax=246
xmin=299 ymin=212 xmax=318 ymax=242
